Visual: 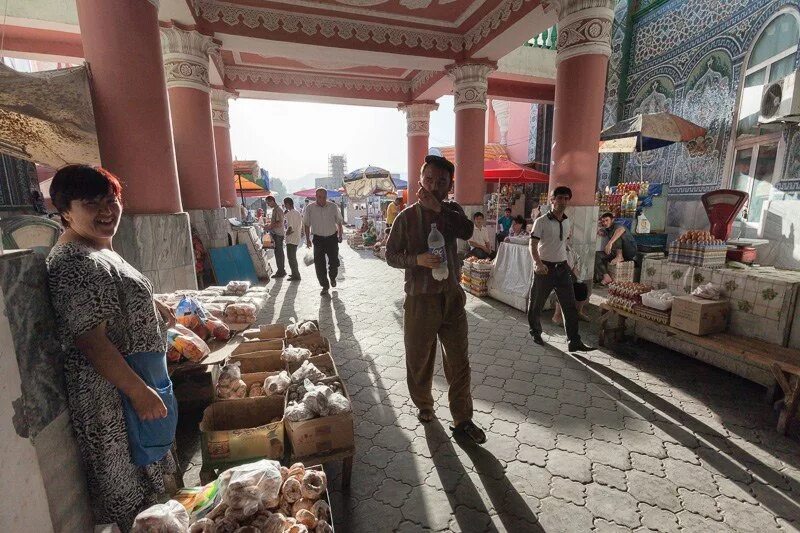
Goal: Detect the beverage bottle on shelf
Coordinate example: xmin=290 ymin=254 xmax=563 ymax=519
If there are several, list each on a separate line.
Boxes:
xmin=428 ymin=223 xmax=449 ymax=281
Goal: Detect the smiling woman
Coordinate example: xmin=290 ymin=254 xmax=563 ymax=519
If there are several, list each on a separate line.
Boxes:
xmin=45 ymin=165 xmax=179 ymax=531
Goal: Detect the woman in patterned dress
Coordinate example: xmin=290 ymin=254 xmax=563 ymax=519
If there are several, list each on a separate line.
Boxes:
xmin=46 ymin=165 xmax=178 ymax=531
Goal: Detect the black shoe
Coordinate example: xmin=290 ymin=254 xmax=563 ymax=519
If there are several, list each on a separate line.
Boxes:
xmin=531 ymin=332 xmax=545 ymax=345
xmin=451 ymin=420 xmax=487 ymax=444
xmin=568 ymin=341 xmax=593 ymax=352
xmin=330 ymin=278 xmax=337 ymax=288
xmin=272 ymin=271 xmax=287 ymax=278
xmin=287 ymin=276 xmax=301 ymax=281
xmin=320 ymin=288 xmax=329 ymax=296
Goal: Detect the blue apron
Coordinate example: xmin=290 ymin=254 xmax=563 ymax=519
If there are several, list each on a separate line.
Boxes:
xmin=119 ymin=351 xmax=178 ymax=466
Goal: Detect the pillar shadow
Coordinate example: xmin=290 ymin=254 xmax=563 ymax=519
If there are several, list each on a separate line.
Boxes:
xmin=572 ymin=353 xmax=800 ymax=523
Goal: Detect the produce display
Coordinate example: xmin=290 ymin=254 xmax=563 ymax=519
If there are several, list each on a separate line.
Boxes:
xmin=176 ymin=297 xmax=231 ymax=342
xmin=224 ymin=281 xmax=251 ymax=296
xmin=285 ymin=379 xmax=351 ymax=422
xmin=596 ymin=181 xmax=650 ymax=218
xmin=462 ymin=257 xmax=492 ymax=297
xmin=167 ymin=325 xmax=211 ymax=363
xmin=216 ymin=362 xmax=247 ymax=400
xmin=286 ymin=335 xmax=329 ymax=356
xmin=669 ymin=230 xmax=728 ymax=268
xmin=607 ymin=282 xmax=652 ymax=312
xmin=674 ymin=230 xmax=725 ymax=245
xmin=286 ymin=321 xmax=318 ymax=339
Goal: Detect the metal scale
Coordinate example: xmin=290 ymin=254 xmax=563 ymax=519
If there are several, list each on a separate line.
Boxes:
xmin=701 ymin=189 xmax=766 ymax=263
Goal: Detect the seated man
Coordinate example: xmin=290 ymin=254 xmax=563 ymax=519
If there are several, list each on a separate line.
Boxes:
xmin=595 ymin=212 xmax=637 ymax=285
xmin=465 ymin=212 xmax=495 ymax=260
xmin=496 ymin=207 xmax=513 ymax=245
xmin=505 ymin=215 xmax=529 ymax=240
xmin=358 ymin=215 xmax=369 ymax=234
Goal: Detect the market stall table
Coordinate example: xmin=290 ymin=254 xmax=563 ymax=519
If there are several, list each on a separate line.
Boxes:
xmin=599 ymin=302 xmax=800 ymax=434
xmin=487 ymin=241 xmax=532 ymax=312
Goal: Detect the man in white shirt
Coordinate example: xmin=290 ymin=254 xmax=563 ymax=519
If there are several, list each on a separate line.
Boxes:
xmin=283 ymin=197 xmax=303 ymax=281
xmin=465 ymin=212 xmax=495 ymax=260
xmin=265 ymin=196 xmax=286 ymax=278
xmin=528 ymin=186 xmax=591 ymax=352
xmin=303 ymin=188 xmax=344 ymax=296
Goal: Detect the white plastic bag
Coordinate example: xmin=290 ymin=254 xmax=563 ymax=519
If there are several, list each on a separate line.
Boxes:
xmin=291 ymin=361 xmax=326 ymax=384
xmin=218 ymin=459 xmax=283 ymax=518
xmin=692 ymin=282 xmax=721 ymax=300
xmin=131 ymin=500 xmax=189 ymax=532
xmin=282 ymin=346 xmax=312 ymax=365
xmin=303 ymin=249 xmax=314 ymax=267
xmin=285 ymin=401 xmax=315 ymax=421
xmin=216 ymin=362 xmax=247 ymax=399
xmin=264 ymin=370 xmax=291 ymax=396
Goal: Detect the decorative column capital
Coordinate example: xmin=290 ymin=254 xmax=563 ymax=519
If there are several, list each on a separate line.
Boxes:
xmin=543 ymin=1 xmax=614 ymax=65
xmin=211 ymin=87 xmax=238 ymax=128
xmin=160 ymin=25 xmax=219 ymax=92
xmin=446 ymin=60 xmax=496 ymax=112
xmin=398 ymin=101 xmax=438 ymax=137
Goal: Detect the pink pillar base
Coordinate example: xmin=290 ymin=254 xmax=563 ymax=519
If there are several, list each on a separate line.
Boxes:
xmin=407 ymin=135 xmax=429 ymax=204
xmin=551 ymin=53 xmax=610 ymax=206
xmin=169 ymin=87 xmax=221 ymax=210
xmin=454 ymin=107 xmax=486 ymax=206
xmin=214 ymin=125 xmax=237 ymax=208
xmin=75 ymin=0 xmax=181 ymax=214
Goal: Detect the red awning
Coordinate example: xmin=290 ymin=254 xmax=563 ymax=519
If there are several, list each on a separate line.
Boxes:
xmin=484 ymin=160 xmax=549 ymax=183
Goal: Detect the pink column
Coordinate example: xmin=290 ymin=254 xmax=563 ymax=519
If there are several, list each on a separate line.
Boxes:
xmin=398 ymin=101 xmax=438 ymax=204
xmin=447 ymin=61 xmax=496 ymax=207
xmin=211 ymin=88 xmax=238 ymax=208
xmin=75 ymin=0 xmax=181 ymax=214
xmin=161 ymin=25 xmax=221 ymax=210
xmin=548 ymin=2 xmax=614 ymax=206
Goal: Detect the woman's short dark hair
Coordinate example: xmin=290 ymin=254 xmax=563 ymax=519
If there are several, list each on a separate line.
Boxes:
xmin=284 ymin=197 xmax=294 ymax=208
xmin=50 ymin=165 xmax=122 ymax=226
xmin=513 ymin=215 xmax=527 ymax=230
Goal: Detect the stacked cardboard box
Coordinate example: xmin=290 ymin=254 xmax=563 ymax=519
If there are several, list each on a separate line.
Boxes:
xmin=668 ymin=242 xmax=727 ymax=268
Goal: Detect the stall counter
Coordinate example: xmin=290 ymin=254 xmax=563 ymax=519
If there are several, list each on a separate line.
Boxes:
xmin=487 ymin=242 xmax=532 ymax=312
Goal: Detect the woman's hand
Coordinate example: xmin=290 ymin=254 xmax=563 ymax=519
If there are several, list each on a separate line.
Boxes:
xmin=130 ymin=385 xmax=168 ymax=420
xmin=154 ymin=299 xmax=176 ymax=328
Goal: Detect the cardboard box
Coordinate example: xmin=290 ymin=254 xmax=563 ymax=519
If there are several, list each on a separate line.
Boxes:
xmin=229 ymin=350 xmax=284 ymax=374
xmin=200 ymin=396 xmax=285 ymax=464
xmin=287 ymin=352 xmax=339 ymax=378
xmin=243 ymin=323 xmax=287 ymax=340
xmin=233 ymin=338 xmax=284 ymax=355
xmin=285 ymin=378 xmax=354 ymax=458
xmin=609 ymin=261 xmax=635 ymax=283
xmin=669 ymin=296 xmax=729 ymax=336
xmin=284 ymin=332 xmax=331 ymax=356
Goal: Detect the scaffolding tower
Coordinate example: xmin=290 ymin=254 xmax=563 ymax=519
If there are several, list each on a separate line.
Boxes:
xmin=328 ymin=154 xmax=347 ymax=188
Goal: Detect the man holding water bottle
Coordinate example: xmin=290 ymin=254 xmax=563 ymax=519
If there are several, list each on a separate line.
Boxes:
xmin=386 ymin=155 xmax=487 ymax=444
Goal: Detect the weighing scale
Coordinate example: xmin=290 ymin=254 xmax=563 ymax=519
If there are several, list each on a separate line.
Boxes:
xmin=701 ymin=190 xmax=764 ymax=263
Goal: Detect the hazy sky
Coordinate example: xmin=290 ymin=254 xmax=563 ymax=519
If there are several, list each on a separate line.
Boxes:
xmin=229 ymin=96 xmax=456 ymax=186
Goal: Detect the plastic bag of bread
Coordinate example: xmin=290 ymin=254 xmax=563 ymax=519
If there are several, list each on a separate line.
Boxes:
xmin=218 ymin=460 xmax=283 ymax=518
xmin=223 ymin=280 xmax=251 ymax=296
xmin=286 ymin=320 xmax=318 ymax=339
xmin=285 ymin=401 xmax=315 ymax=422
xmin=264 ymin=370 xmax=291 ymax=396
xmin=248 ymin=382 xmax=266 ymax=397
xmin=324 ymin=391 xmax=351 ymax=415
xmin=224 ymin=303 xmax=258 ymax=324
xmin=291 ymin=361 xmax=325 ymax=384
xmin=167 ymin=324 xmax=210 ymax=363
xmin=300 ymin=380 xmax=330 ymax=415
xmin=282 ymin=346 xmax=311 ymax=365
xmin=205 ymin=316 xmax=231 ymax=341
xmin=131 ymin=500 xmax=189 ymax=532
xmin=216 ymin=362 xmax=247 ymax=399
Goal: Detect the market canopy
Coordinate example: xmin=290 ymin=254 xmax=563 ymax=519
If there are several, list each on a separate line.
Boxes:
xmin=343 ymin=166 xmax=395 ymax=198
xmin=599 ymin=112 xmax=707 ymax=153
xmin=432 ymin=143 xmax=509 ymax=162
xmin=235 ymin=175 xmax=269 ymax=198
xmin=484 ymin=160 xmax=549 ymax=183
xmin=292 ymin=188 xmax=342 ymax=199
xmin=0 ymin=64 xmax=100 ymax=167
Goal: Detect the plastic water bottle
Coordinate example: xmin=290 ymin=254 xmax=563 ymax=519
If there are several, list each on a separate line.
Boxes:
xmin=428 ymin=223 xmax=449 ymax=281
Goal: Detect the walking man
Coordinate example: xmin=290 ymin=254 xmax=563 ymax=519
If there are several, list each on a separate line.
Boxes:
xmin=283 ymin=197 xmax=302 ymax=281
xmin=528 ymin=186 xmax=592 ymax=352
xmin=265 ymin=195 xmax=286 ymax=278
xmin=386 ymin=155 xmax=487 ymax=444
xmin=303 ymin=188 xmax=343 ymax=296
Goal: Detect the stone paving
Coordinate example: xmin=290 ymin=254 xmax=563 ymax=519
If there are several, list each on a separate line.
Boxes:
xmin=182 ymin=243 xmax=800 ymax=532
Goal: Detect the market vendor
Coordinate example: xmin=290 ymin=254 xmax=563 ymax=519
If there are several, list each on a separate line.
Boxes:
xmin=358 ymin=215 xmax=369 ymax=234
xmin=386 ymin=154 xmax=487 ymax=444
xmin=386 ymin=196 xmax=403 ymax=227
xmin=465 ymin=211 xmax=496 ymax=260
xmin=496 ymin=207 xmax=513 ymax=244
xmin=505 ymin=215 xmax=529 ymax=240
xmin=595 ymin=212 xmax=637 ymax=285
xmin=363 ymin=221 xmax=378 ymax=246
xmin=46 ymin=165 xmax=178 ymax=532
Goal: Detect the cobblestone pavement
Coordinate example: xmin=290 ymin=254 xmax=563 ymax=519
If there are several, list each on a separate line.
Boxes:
xmin=183 ymin=243 xmax=800 ymax=532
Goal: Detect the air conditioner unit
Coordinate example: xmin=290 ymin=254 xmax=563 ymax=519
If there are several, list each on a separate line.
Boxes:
xmin=759 ymin=70 xmax=800 ymax=123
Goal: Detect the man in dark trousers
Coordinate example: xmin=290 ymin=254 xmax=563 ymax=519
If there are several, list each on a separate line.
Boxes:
xmin=303 ymin=188 xmax=343 ymax=296
xmin=386 ymin=155 xmax=487 ymax=444
xmin=528 ymin=186 xmax=592 ymax=352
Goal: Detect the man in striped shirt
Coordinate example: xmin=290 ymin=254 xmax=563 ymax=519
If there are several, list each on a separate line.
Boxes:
xmin=386 ymin=155 xmax=487 ymax=444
